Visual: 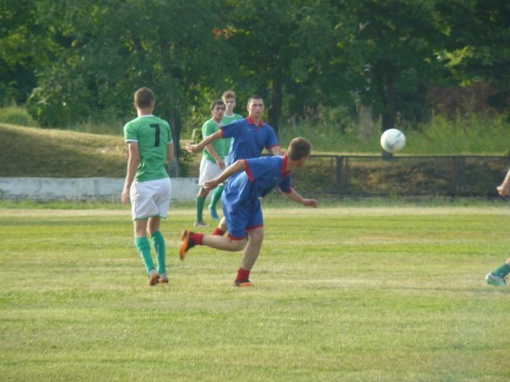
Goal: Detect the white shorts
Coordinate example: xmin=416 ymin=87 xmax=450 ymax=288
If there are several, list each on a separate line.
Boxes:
xmin=198 ymin=157 xmax=223 ymax=186
xmin=130 ymin=177 xmax=172 ymax=220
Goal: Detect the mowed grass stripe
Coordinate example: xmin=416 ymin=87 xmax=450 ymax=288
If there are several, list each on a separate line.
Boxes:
xmin=0 ymin=206 xmax=508 ymax=381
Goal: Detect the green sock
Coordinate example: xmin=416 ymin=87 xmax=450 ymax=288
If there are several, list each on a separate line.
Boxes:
xmin=209 ymin=185 xmax=224 ymax=209
xmin=134 ymin=236 xmax=155 ymax=275
xmin=196 ymin=196 xmax=206 ymax=221
xmin=492 ymin=263 xmax=510 ymax=278
xmin=151 ymin=231 xmax=166 ymax=275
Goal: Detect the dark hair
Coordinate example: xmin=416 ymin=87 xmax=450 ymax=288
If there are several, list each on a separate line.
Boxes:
xmin=247 ymin=95 xmax=263 ymax=106
xmin=134 ymin=87 xmax=155 ymax=108
xmin=210 ymin=99 xmax=226 ymax=110
xmin=287 ymin=137 xmax=312 ymax=160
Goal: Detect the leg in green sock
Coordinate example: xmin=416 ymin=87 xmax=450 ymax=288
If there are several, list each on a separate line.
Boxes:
xmin=492 ymin=262 xmax=510 ymax=278
xmin=151 ymin=231 xmax=166 ymax=275
xmin=209 ymin=184 xmax=224 ymax=210
xmin=196 ymin=195 xmax=206 ymax=222
xmin=135 ymin=236 xmax=155 ymax=275
xmin=208 ymin=185 xmax=224 ymax=220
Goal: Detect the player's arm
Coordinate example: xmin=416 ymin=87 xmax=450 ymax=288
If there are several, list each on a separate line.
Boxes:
xmin=281 ymin=187 xmax=318 ymax=208
xmin=186 ymin=130 xmax=222 ymax=153
xmin=203 ymin=159 xmax=246 ymax=190
xmin=121 ymin=142 xmax=140 ymax=204
xmin=497 ymin=169 xmax=510 ymax=197
xmin=204 ymin=144 xmax=225 ymax=169
xmin=166 ymin=142 xmax=174 ymax=166
xmin=268 ymin=145 xmax=282 ymax=156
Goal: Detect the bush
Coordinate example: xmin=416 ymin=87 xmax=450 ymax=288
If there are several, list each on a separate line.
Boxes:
xmin=0 ymin=105 xmax=38 ymax=127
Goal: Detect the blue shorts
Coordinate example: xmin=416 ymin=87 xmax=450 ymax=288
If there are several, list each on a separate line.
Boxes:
xmin=222 ymin=197 xmax=263 ymax=240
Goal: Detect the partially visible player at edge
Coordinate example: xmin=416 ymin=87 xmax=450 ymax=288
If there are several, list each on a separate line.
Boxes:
xmin=485 ymin=168 xmax=510 ymax=286
xmin=187 ymin=95 xmax=281 ymax=238
xmin=207 ymin=90 xmax=244 ymax=221
xmin=180 ymin=137 xmax=318 ymax=287
xmin=121 ymin=87 xmax=174 ymax=286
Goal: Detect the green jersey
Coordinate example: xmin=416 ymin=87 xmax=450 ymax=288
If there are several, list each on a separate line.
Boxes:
xmin=220 ymin=113 xmax=243 ymax=158
xmin=202 ymin=118 xmax=223 ymax=164
xmin=124 ymin=115 xmax=173 ymax=182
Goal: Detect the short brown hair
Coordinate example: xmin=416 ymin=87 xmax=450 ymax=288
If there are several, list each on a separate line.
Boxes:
xmin=134 ymin=87 xmax=155 ymax=108
xmin=287 ymin=137 xmax=312 ymax=160
xmin=222 ymin=90 xmax=236 ymax=100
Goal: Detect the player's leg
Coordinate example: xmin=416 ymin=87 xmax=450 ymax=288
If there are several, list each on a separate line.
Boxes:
xmin=179 ymin=230 xmax=246 ymax=260
xmin=179 ymin=203 xmax=248 ymax=259
xmin=208 ymin=184 xmax=224 ymax=220
xmin=194 ymin=187 xmax=209 ymax=227
xmin=150 ymin=177 xmax=172 ymax=283
xmin=149 ymin=218 xmax=167 ymax=283
xmin=486 ymin=257 xmax=510 ymax=286
xmin=133 ymin=219 xmax=159 ymax=285
xmin=131 ymin=180 xmax=160 ymax=286
xmin=235 ymin=226 xmax=264 ymax=287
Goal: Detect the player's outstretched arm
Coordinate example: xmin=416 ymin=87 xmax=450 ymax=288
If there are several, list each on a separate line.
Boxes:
xmin=497 ymin=169 xmax=510 ymax=197
xmin=282 ymin=187 xmax=318 ymax=208
xmin=203 ymin=160 xmax=246 ymax=190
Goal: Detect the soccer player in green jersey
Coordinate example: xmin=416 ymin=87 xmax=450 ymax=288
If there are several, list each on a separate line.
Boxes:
xmin=121 ymin=87 xmax=174 ymax=286
xmin=485 ymin=169 xmax=510 ymax=286
xmin=194 ymin=99 xmax=227 ymax=227
xmin=208 ymin=90 xmax=244 ymax=221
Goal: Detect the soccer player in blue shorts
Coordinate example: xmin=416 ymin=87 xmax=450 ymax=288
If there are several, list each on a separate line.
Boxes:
xmin=179 ymin=137 xmax=318 ymax=287
xmin=186 ymin=95 xmax=281 ymax=236
xmin=121 ymin=87 xmax=174 ymax=286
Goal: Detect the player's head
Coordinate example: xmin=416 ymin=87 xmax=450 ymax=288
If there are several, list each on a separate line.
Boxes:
xmin=287 ymin=137 xmax=312 ymax=161
xmin=222 ymin=90 xmax=236 ymax=101
xmin=210 ymin=99 xmax=226 ymax=111
xmin=222 ymin=90 xmax=237 ymax=112
xmin=246 ymin=95 xmax=264 ymax=116
xmin=134 ymin=87 xmax=155 ymax=109
xmin=210 ymin=99 xmax=226 ymax=121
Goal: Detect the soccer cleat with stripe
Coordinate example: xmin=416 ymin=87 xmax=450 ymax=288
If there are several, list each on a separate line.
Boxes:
xmin=179 ymin=230 xmax=196 ymax=260
xmin=234 ymin=279 xmax=254 ymax=287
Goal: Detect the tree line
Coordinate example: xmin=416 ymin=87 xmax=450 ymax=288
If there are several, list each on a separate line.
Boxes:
xmin=1 ymin=0 xmax=509 ymax=147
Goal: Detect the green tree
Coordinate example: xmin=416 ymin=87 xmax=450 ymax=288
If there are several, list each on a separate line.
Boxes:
xmin=0 ymin=0 xmax=58 ymax=104
xmin=341 ymin=0 xmax=447 ymax=130
xmin=27 ymin=0 xmax=235 ymax=174
xmin=436 ymin=0 xmax=510 ymax=110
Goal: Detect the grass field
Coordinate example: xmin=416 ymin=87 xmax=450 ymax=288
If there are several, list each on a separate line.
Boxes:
xmin=1 ymin=204 xmax=509 ymax=381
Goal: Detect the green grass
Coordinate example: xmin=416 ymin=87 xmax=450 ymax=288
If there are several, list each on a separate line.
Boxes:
xmin=1 ymin=204 xmax=509 ymax=381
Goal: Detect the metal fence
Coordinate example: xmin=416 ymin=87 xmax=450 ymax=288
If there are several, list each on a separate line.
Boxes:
xmin=285 ymin=155 xmax=510 ymax=198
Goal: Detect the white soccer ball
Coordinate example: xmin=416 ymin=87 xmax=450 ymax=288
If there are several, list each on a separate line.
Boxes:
xmin=380 ymin=128 xmax=406 ymax=153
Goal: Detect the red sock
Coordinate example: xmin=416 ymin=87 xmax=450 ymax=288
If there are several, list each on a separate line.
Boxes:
xmin=236 ymin=267 xmax=250 ymax=281
xmin=190 ymin=232 xmax=204 ymax=245
xmin=211 ymin=227 xmax=225 ymax=236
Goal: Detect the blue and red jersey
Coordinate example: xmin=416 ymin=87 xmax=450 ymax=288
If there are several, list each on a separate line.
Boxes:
xmin=220 ymin=116 xmax=279 ymax=166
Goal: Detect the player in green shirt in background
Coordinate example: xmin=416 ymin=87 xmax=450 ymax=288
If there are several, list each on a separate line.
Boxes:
xmin=121 ymin=87 xmax=174 ymax=286
xmin=194 ymin=100 xmax=227 ymax=226
xmin=208 ymin=90 xmax=244 ymax=221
